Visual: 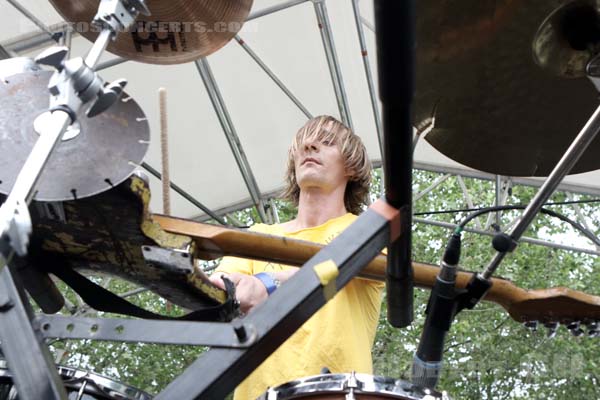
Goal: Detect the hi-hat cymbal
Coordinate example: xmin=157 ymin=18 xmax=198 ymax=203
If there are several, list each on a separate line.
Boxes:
xmin=415 ymin=0 xmax=600 ymax=176
xmin=49 ymin=0 xmax=254 ymax=65
xmin=0 ymin=58 xmax=149 ymax=201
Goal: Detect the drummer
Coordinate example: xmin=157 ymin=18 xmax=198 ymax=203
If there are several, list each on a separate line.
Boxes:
xmin=210 ymin=115 xmax=384 ymax=400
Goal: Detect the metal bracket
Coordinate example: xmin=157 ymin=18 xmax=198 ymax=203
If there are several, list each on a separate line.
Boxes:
xmin=35 ymin=315 xmax=257 ymax=348
xmin=141 ymin=245 xmax=194 ymax=275
xmin=93 ymin=0 xmax=150 ymax=35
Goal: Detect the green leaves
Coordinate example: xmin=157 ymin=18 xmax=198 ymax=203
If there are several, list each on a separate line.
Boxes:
xmin=44 ymin=167 xmax=600 ymax=398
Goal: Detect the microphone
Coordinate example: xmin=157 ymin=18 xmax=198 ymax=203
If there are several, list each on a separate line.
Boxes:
xmin=412 ymin=232 xmax=461 ymax=389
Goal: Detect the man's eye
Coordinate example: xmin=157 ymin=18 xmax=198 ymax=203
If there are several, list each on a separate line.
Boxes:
xmin=323 ymin=140 xmax=334 ymax=146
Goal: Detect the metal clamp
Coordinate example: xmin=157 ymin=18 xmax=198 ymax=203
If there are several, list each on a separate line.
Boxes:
xmin=93 ymin=0 xmax=150 ymax=35
xmin=0 ymin=198 xmax=32 ymax=257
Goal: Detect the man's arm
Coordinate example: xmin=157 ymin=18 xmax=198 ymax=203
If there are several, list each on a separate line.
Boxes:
xmin=209 ymin=269 xmax=297 ymax=314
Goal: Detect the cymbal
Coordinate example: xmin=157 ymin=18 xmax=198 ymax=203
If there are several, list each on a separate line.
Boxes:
xmin=415 ymin=0 xmax=600 ymax=176
xmin=49 ymin=0 xmax=254 ymax=65
xmin=0 ymin=58 xmax=149 ymax=201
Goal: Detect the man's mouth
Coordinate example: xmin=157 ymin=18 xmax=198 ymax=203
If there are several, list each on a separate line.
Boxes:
xmin=302 ymin=157 xmax=320 ymax=166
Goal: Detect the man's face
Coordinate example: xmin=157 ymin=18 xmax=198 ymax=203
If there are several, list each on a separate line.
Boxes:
xmin=294 ymin=135 xmax=349 ymax=192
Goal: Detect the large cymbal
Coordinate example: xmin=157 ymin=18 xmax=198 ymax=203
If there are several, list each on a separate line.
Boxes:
xmin=49 ymin=0 xmax=254 ymax=64
xmin=415 ymin=0 xmax=600 ymax=176
xmin=0 ymin=58 xmax=149 ymax=201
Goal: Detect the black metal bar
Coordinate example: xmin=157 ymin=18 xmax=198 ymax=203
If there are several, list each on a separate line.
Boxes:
xmin=140 ymin=162 xmax=228 ymax=225
xmin=156 ymin=208 xmax=391 ymax=399
xmin=0 ymin=266 xmax=67 ymax=400
xmin=374 ymin=0 xmax=415 ymax=328
xmin=35 ymin=315 xmax=255 ymax=348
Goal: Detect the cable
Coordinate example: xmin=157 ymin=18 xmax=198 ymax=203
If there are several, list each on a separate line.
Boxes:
xmin=414 ymin=198 xmax=600 ymax=217
xmin=455 ymin=205 xmax=600 ymax=248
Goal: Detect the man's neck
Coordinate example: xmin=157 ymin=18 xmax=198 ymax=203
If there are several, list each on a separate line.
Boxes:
xmin=288 ymin=186 xmax=348 ymax=231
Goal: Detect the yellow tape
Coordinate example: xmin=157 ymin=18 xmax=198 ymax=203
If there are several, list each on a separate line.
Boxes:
xmin=313 ymin=260 xmax=339 ymax=301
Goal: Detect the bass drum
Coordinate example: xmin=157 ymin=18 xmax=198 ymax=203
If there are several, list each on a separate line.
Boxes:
xmin=0 ymin=360 xmax=152 ymax=399
xmin=258 ymin=373 xmax=450 ymax=400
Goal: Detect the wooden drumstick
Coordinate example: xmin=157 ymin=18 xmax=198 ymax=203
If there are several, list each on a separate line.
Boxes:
xmin=159 ymin=87 xmax=171 ymax=216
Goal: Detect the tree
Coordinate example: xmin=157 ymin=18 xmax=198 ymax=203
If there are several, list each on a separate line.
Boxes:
xmin=45 ymin=168 xmax=600 ymax=398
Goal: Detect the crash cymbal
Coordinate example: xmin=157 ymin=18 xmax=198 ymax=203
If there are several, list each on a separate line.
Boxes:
xmin=49 ymin=0 xmax=254 ymax=65
xmin=0 ymin=58 xmax=149 ymax=201
xmin=415 ymin=0 xmax=600 ymax=176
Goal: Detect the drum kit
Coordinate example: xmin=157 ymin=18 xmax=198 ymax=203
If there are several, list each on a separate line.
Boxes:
xmin=1 ymin=0 xmax=600 ymax=399
xmin=0 ymin=358 xmax=153 ymax=400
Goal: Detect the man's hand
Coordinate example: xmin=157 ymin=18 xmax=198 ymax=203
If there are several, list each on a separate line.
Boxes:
xmin=209 ymin=272 xmax=268 ymax=314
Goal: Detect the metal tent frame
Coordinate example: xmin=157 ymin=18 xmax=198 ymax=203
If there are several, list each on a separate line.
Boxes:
xmin=0 ymin=0 xmax=599 ymax=399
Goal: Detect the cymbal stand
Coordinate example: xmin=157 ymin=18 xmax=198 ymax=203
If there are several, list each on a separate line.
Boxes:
xmin=483 ymin=54 xmax=600 ymax=279
xmin=412 ymin=53 xmax=600 ymax=390
xmin=0 ymin=1 xmax=149 ymax=399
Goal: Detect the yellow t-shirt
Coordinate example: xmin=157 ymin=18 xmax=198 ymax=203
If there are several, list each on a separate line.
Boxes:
xmin=216 ymin=213 xmax=384 ymax=400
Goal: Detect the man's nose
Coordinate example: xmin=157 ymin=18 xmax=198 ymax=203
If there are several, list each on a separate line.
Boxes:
xmin=303 ymin=141 xmax=319 ymax=152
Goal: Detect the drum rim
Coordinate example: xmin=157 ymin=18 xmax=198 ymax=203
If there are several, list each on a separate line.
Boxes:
xmin=0 ymin=360 xmax=152 ymax=399
xmin=261 ymin=373 xmax=449 ymax=400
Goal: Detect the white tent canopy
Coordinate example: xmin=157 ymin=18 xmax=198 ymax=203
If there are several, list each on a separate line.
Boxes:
xmin=2 ymin=0 xmax=600 ymax=222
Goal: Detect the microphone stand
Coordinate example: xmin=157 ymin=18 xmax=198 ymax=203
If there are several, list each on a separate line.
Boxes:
xmin=374 ymin=0 xmax=416 ymax=329
xmin=0 ymin=1 xmax=149 ymax=399
xmin=412 ymin=52 xmax=600 ymax=390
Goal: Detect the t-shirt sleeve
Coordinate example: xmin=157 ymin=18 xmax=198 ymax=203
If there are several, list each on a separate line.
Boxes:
xmin=215 ymin=255 xmax=254 ymax=275
xmin=213 ymin=224 xmax=270 ymax=275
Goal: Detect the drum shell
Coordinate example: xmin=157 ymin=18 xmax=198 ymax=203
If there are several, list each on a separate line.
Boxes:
xmin=259 ymin=373 xmax=449 ymax=400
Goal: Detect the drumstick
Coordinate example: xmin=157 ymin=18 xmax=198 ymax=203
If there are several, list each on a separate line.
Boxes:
xmin=159 ymin=87 xmax=171 ymax=216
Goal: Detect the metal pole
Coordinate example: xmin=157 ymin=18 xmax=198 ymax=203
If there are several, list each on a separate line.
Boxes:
xmin=566 ymin=192 xmax=600 ymax=251
xmin=6 ymin=0 xmax=57 ymax=40
xmin=247 ymin=0 xmax=310 ymax=21
xmin=413 ymin=174 xmax=451 ymax=203
xmin=313 ymin=0 xmax=354 ymax=129
xmin=414 ymin=160 xmax=600 ymax=197
xmin=59 ymin=26 xmax=72 ymax=58
xmin=483 ymin=104 xmax=600 ymax=279
xmin=195 ymin=58 xmax=268 ymax=223
xmin=0 ymin=44 xmax=12 ymax=60
xmin=235 ymin=36 xmax=313 ymax=119
xmin=84 ymin=29 xmax=113 ymax=68
xmin=140 ymin=162 xmax=229 ymax=226
xmin=96 ymin=57 xmax=127 ymax=71
xmin=0 ymin=267 xmax=68 ymax=400
xmin=361 ymin=16 xmax=375 ymax=33
xmin=269 ymin=198 xmax=281 ymax=224
xmin=414 ymin=217 xmax=600 ymax=257
xmin=456 ymin=176 xmax=482 ymax=230
xmin=495 ymin=175 xmax=503 ymax=228
xmin=351 ymin=0 xmax=384 ymax=160
xmin=375 ymin=0 xmax=415 ymax=328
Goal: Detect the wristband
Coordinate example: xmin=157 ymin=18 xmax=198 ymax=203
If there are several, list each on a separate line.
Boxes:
xmin=254 ymin=272 xmax=280 ymax=295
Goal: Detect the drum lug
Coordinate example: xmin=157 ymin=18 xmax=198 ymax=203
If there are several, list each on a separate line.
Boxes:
xmin=344 ymin=371 xmax=358 ymax=400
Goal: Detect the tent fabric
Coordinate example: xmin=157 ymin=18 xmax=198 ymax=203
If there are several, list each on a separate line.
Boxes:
xmin=2 ymin=0 xmax=600 ymax=220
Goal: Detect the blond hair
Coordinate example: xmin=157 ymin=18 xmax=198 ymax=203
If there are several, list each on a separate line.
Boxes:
xmin=282 ymin=115 xmax=371 ymax=215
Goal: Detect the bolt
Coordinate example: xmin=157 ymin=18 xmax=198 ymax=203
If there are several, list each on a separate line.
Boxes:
xmin=571 ymin=328 xmax=585 ymax=337
xmin=545 ymin=321 xmax=559 ymax=338
xmin=567 ymin=321 xmax=580 ymax=331
xmin=233 ymin=321 xmax=247 ymax=343
xmin=524 ymin=321 xmax=538 ymax=331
